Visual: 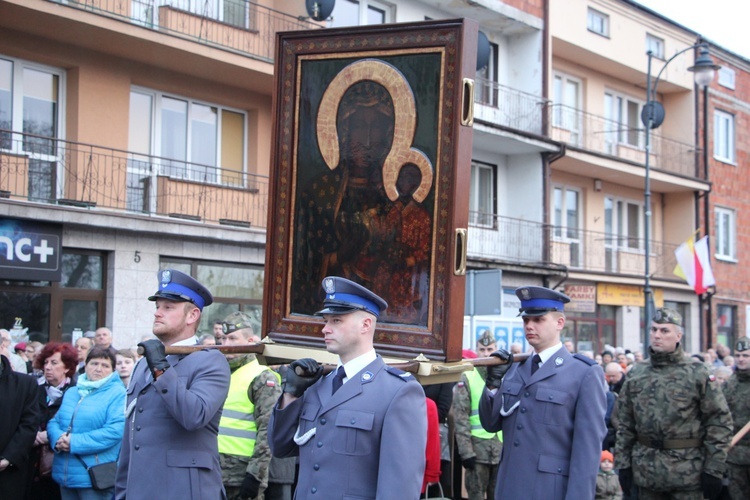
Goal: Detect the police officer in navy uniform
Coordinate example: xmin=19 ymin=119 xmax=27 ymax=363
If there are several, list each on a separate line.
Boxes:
xmin=478 ymin=286 xmax=607 ymax=500
xmin=268 ymin=276 xmax=427 ymax=499
xmin=115 ymin=269 xmax=231 ymax=500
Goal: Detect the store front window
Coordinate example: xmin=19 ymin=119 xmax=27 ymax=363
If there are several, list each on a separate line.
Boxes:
xmin=159 ymin=258 xmax=264 ymax=335
xmin=562 ymin=305 xmax=616 ymax=355
xmin=0 ymin=249 xmax=106 ymax=343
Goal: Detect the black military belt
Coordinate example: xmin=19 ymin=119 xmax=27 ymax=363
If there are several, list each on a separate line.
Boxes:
xmin=637 ymin=436 xmax=702 ymax=449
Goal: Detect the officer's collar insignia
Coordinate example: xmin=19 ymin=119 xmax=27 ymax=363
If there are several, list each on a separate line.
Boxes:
xmin=554 ymin=357 xmax=563 ymax=366
xmin=361 ymin=371 xmax=373 ymax=382
xmin=324 ymin=277 xmax=335 ymax=294
xmin=521 ymin=288 xmax=530 ymax=300
xmin=160 ymin=270 xmax=171 ymax=287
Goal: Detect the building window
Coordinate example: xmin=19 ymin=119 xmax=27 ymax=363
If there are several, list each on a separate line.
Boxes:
xmin=469 ymin=161 xmax=496 ymax=227
xmin=561 ymin=305 xmax=616 ymax=355
xmin=716 ymin=304 xmax=736 ymax=350
xmin=713 ymin=109 xmax=735 ymax=163
xmin=646 ymin=34 xmax=665 ymax=59
xmin=330 ymin=0 xmax=392 ymax=27
xmin=718 ymin=67 xmax=735 ymax=90
xmin=715 ymin=206 xmax=736 ymax=260
xmin=553 ymin=186 xmax=580 ymax=239
xmin=475 ymin=41 xmax=499 ymax=107
xmin=159 ymin=258 xmax=265 ymax=334
xmin=0 ymin=56 xmax=64 ymax=201
xmin=587 ymin=8 xmax=609 ymax=37
xmin=604 ymin=91 xmax=644 ymax=151
xmin=0 ymin=249 xmax=106 ymax=343
xmin=127 ymin=88 xmax=247 ymax=211
xmin=552 ymin=73 xmax=581 ymax=144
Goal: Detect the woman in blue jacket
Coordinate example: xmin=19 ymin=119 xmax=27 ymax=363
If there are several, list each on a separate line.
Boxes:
xmin=47 ymin=346 xmax=126 ymax=499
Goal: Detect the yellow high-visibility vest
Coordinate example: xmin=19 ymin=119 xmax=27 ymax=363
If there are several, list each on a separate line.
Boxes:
xmin=218 ymin=359 xmax=278 ymax=456
xmin=465 ymin=368 xmax=502 ymax=442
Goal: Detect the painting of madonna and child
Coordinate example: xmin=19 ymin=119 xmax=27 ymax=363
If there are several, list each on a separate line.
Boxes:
xmin=263 ymin=20 xmax=478 ymax=361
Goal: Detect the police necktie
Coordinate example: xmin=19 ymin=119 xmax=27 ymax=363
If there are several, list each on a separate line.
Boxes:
xmin=332 ymin=366 xmax=346 ymax=394
xmin=531 ymin=354 xmax=542 ymax=375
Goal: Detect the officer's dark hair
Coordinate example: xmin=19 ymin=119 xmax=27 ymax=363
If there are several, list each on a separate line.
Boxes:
xmin=86 ymin=345 xmax=117 ymax=370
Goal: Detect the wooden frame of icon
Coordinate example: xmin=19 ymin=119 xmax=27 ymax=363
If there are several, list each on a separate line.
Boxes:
xmin=262 ymin=18 xmax=477 ymax=362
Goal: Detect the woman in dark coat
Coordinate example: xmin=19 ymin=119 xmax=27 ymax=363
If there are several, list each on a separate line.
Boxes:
xmin=28 ymin=342 xmax=78 ymax=500
xmin=0 ymin=351 xmax=41 ymax=500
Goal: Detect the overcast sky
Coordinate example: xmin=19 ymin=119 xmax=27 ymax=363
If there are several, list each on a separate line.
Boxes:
xmin=635 ymin=0 xmax=750 ymax=59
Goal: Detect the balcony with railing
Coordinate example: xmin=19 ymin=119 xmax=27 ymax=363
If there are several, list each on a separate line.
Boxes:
xmin=47 ymin=0 xmax=320 ymax=62
xmin=547 ymin=104 xmax=704 ymax=180
xmin=468 ymin=212 xmax=680 ymax=280
xmin=474 ymin=77 xmax=547 ymax=136
xmin=0 ymin=130 xmax=268 ymax=228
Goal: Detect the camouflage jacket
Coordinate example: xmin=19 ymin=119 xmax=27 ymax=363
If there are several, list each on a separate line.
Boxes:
xmin=452 ymin=367 xmax=502 ymax=464
xmin=220 ymin=355 xmax=282 ymax=487
xmin=724 ymin=368 xmax=750 ymax=465
xmin=615 ymin=345 xmax=732 ymax=491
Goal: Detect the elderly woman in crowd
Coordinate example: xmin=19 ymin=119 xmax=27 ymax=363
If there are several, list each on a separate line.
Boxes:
xmin=30 ymin=342 xmax=79 ymax=498
xmin=47 ymin=346 xmax=126 ymax=499
xmin=115 ymin=348 xmax=136 ymax=388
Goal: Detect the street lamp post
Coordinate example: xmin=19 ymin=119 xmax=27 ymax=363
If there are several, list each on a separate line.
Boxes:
xmin=640 ymin=44 xmax=719 ymax=354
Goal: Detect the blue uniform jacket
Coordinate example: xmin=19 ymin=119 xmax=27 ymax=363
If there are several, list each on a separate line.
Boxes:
xmin=47 ymin=373 xmax=126 ymax=489
xmin=269 ymin=356 xmax=427 ymax=500
xmin=479 ymin=347 xmax=607 ymax=500
xmin=115 ymin=349 xmax=230 ymax=499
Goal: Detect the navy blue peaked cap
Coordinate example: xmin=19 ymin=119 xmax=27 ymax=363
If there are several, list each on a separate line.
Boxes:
xmin=148 ymin=269 xmax=213 ymax=310
xmin=315 ymin=276 xmax=388 ymax=318
xmin=515 ymin=286 xmax=570 ymax=317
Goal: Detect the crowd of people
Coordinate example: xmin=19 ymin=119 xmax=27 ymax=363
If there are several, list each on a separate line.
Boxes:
xmin=1 ymin=275 xmax=748 ymax=500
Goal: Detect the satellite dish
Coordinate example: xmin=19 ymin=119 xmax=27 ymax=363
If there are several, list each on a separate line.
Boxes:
xmin=306 ymin=0 xmax=335 ymax=21
xmin=476 ymin=31 xmax=490 ymax=71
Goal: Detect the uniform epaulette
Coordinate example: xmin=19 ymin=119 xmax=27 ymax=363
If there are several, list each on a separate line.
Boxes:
xmin=573 ymin=353 xmax=597 ymax=366
xmin=385 ymin=366 xmax=415 ymax=382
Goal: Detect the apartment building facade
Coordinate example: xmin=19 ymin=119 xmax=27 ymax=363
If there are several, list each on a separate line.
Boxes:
xmin=698 ymin=43 xmax=750 ymax=348
xmin=547 ymin=0 xmax=711 ymax=354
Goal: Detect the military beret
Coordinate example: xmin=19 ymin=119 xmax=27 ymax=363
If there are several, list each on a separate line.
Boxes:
xmin=221 ymin=311 xmax=254 ymax=334
xmin=148 ymin=269 xmax=213 ymax=310
xmin=652 ymin=307 xmax=682 ymax=327
xmin=515 ymin=286 xmax=570 ymax=317
xmin=477 ymin=330 xmax=496 ymax=347
xmin=736 ymin=336 xmax=750 ymax=352
xmin=315 ymin=276 xmax=387 ymax=318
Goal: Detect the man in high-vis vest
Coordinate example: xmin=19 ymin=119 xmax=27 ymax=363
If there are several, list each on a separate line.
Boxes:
xmin=452 ymin=330 xmax=503 ymax=500
xmin=218 ymin=312 xmax=281 ymax=500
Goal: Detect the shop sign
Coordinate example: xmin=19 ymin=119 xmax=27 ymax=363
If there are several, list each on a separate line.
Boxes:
xmin=565 ymin=285 xmax=597 ymax=313
xmin=0 ymin=218 xmax=62 ymax=281
xmin=597 ymin=283 xmax=663 ymax=307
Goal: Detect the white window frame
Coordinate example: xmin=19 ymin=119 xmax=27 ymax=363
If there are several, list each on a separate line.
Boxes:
xmin=713 ymin=109 xmax=735 ymax=164
xmin=469 ymin=160 xmax=496 ymax=228
xmin=604 ymin=90 xmax=646 ymax=151
xmin=587 ymin=8 xmax=609 ymax=37
xmin=330 ymin=0 xmax=393 ymax=27
xmin=718 ymin=67 xmax=735 ymax=90
xmin=129 ymin=86 xmax=247 ymax=184
xmin=646 ymin=34 xmax=665 ymax=60
xmin=715 ymin=206 xmax=736 ymax=261
xmin=604 ymin=196 xmax=646 ymax=252
xmin=475 ymin=41 xmax=499 ymax=107
xmin=552 ymin=73 xmax=582 ymax=144
xmin=552 ymin=185 xmax=581 ymax=240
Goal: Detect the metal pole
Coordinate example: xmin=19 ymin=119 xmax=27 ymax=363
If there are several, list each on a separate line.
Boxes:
xmin=643 ymin=51 xmax=653 ymax=356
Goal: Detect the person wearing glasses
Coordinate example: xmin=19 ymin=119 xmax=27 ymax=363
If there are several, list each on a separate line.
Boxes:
xmin=615 ymin=308 xmax=732 ymax=500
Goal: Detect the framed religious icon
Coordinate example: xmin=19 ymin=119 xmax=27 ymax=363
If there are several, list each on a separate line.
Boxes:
xmin=262 ymin=18 xmax=478 ymax=362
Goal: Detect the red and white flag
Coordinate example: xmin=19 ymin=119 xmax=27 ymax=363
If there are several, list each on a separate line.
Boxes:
xmin=674 ymin=235 xmax=715 ymax=294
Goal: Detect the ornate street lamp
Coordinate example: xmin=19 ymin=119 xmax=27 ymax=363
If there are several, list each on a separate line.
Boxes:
xmin=640 ymin=43 xmax=719 ymax=354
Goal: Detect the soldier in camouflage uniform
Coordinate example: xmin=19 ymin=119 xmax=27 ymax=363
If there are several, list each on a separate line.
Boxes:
xmin=724 ymin=336 xmax=750 ymax=500
xmin=452 ymin=330 xmax=502 ymax=500
xmin=615 ymin=308 xmax=732 ymax=500
xmin=218 ymin=312 xmax=282 ymax=500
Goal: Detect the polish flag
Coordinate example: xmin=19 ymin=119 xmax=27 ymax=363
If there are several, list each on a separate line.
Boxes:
xmin=674 ymin=236 xmax=716 ymax=294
